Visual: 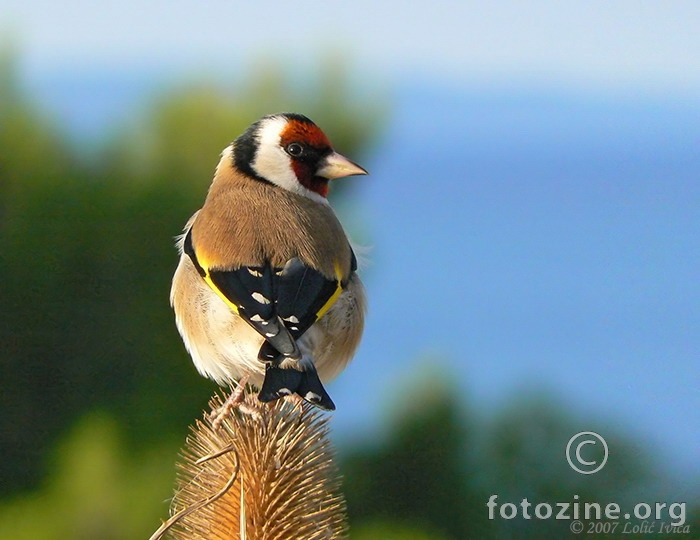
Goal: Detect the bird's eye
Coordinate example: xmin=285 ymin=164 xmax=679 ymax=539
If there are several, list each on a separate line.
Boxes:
xmin=286 ymin=143 xmax=304 ymax=157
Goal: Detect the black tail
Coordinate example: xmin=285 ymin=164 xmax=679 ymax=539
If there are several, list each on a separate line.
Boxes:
xmin=258 ymin=363 xmax=335 ymax=411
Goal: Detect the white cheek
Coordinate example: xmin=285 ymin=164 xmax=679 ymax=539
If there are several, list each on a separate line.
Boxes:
xmin=253 ymin=145 xmax=298 ymax=190
xmin=252 ymin=116 xmax=299 ymax=192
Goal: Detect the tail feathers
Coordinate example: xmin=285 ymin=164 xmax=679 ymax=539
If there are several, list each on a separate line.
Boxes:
xmin=258 ymin=340 xmax=301 ymax=362
xmin=258 ymin=364 xmax=335 ymax=411
xmin=258 ymin=366 xmax=303 ymax=402
xmin=297 ymin=368 xmax=336 ymax=411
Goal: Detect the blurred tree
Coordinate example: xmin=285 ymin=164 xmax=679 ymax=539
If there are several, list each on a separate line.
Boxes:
xmin=341 ymin=373 xmax=491 ymax=539
xmin=0 ymin=48 xmax=98 ymax=493
xmin=350 ymin=521 xmax=450 ymax=540
xmin=340 ymin=371 xmax=698 ymax=540
xmin=475 ymin=391 xmax=662 ymax=539
xmin=0 ymin=413 xmax=175 ymax=540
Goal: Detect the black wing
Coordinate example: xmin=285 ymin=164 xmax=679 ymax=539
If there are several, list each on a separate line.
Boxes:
xmin=184 ymin=229 xmax=346 ymax=362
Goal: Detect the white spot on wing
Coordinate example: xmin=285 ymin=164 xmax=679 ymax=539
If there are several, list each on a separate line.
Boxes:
xmin=305 ymin=392 xmax=321 ymax=402
xmin=284 ymin=315 xmax=300 ymax=323
xmin=251 ymin=292 xmax=270 ymax=304
xmin=247 ymin=268 xmax=262 ymax=277
xmin=250 ymin=314 xmax=264 ymax=322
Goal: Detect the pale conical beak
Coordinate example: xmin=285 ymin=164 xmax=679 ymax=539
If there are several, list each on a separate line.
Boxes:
xmin=316 ymin=152 xmax=368 ymax=180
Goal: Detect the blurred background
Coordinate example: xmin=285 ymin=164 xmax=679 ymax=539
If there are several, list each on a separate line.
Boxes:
xmin=1 ymin=1 xmax=698 ymax=538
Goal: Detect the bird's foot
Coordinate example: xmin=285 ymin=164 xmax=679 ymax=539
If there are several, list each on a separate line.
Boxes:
xmin=209 ymin=376 xmax=257 ymax=429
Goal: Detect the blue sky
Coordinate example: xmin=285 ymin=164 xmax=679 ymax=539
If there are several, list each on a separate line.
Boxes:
xmin=3 ymin=1 xmax=699 ymax=487
xmin=3 ymin=1 xmax=700 ymax=94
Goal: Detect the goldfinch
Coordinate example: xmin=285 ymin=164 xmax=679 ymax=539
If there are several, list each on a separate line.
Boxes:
xmin=170 ymin=113 xmax=367 ymax=411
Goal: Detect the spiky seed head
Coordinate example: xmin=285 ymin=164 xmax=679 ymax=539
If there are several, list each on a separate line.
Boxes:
xmin=156 ymin=391 xmax=348 ymax=540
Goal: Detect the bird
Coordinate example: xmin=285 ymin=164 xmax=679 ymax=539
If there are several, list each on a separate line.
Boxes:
xmin=170 ymin=113 xmax=367 ymax=411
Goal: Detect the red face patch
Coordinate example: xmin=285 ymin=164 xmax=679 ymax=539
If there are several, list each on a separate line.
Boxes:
xmin=280 ymin=119 xmax=332 ymax=150
xmin=280 ymin=119 xmax=333 ymax=197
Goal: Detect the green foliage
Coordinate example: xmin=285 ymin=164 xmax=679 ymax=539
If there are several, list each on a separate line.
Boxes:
xmin=0 ymin=413 xmax=176 ymax=540
xmin=342 ymin=375 xmax=487 ymax=539
xmin=479 ymin=392 xmax=653 ymax=500
xmin=351 ymin=521 xmax=450 ymax=540
xmin=340 ymin=371 xmax=698 ymax=540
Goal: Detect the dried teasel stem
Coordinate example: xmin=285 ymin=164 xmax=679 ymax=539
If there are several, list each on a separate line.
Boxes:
xmin=152 ymin=390 xmax=348 ymax=540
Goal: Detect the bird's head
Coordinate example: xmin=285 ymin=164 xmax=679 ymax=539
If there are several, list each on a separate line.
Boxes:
xmin=232 ymin=113 xmax=368 ymax=201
